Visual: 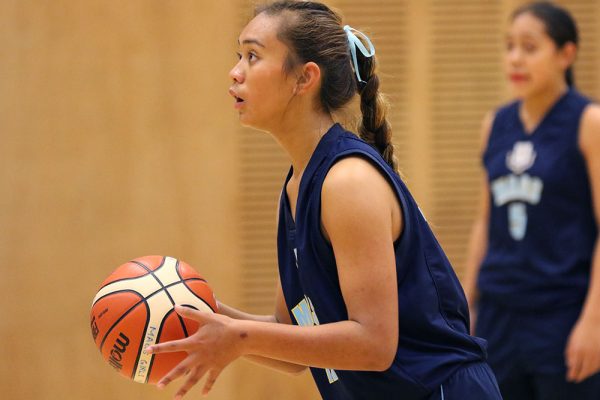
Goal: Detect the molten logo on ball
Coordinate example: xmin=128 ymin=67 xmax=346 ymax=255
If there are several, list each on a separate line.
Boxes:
xmin=108 ymin=333 xmax=130 ymax=371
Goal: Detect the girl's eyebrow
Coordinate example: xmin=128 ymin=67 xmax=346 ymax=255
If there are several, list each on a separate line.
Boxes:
xmin=239 ymin=38 xmax=266 ymax=48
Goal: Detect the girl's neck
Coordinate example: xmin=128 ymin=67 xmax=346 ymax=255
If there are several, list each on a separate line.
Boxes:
xmin=270 ymin=112 xmax=335 ymax=177
xmin=519 ymin=81 xmax=569 ymax=133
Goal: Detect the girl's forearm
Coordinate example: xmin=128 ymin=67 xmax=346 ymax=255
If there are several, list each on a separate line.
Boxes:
xmin=244 ymin=355 xmax=308 ymax=374
xmin=580 ymin=238 xmax=600 ymax=322
xmin=216 ymin=301 xmax=308 ymax=373
xmin=235 ymin=319 xmax=395 ymax=372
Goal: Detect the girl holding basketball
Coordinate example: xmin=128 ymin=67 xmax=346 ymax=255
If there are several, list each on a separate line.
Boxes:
xmin=147 ymin=1 xmax=501 ymax=399
xmin=463 ymin=2 xmax=600 ymax=399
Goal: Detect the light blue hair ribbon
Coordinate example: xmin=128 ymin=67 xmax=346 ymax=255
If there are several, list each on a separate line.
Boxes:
xmin=343 ymin=25 xmax=376 ymax=85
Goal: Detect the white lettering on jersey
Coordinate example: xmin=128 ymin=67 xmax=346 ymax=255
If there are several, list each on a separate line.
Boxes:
xmin=491 ymin=173 xmax=543 ymax=206
xmin=291 ymin=296 xmax=339 ymax=384
xmin=490 ymin=141 xmax=544 ymax=241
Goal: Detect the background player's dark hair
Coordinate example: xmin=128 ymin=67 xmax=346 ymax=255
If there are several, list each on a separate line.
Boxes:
xmin=512 ymin=1 xmax=579 ymax=87
xmin=255 ymin=0 xmax=398 ymax=173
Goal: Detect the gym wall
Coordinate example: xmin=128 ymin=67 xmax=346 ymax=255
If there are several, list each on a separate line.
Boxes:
xmin=1 ymin=1 xmax=598 ymax=399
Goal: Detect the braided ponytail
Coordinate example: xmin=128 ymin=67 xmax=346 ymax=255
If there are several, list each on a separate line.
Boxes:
xmin=353 ymin=40 xmax=398 ymax=173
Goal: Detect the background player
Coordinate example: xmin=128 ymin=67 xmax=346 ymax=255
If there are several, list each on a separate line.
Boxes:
xmin=463 ymin=1 xmax=600 ymax=399
xmin=147 ymin=1 xmax=501 ymax=399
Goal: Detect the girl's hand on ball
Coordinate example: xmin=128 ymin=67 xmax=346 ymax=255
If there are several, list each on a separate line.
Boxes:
xmin=146 ymin=305 xmax=244 ymax=398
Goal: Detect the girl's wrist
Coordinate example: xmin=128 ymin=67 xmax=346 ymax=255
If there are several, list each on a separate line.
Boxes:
xmin=231 ymin=318 xmax=253 ymax=357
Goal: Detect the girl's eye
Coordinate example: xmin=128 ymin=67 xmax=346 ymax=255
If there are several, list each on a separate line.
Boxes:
xmin=524 ymin=43 xmax=536 ymax=53
xmin=235 ymin=50 xmax=258 ymax=63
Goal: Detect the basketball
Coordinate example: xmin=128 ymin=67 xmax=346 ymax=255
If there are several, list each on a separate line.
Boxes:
xmin=90 ymin=255 xmax=218 ymax=384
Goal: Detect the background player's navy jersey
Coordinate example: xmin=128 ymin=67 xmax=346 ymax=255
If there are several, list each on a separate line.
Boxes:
xmin=277 ymin=123 xmax=488 ymax=400
xmin=479 ymin=88 xmax=596 ymax=310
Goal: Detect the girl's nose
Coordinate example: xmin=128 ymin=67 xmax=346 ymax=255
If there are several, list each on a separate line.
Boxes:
xmin=508 ymin=48 xmax=522 ymax=65
xmin=229 ymin=61 xmax=245 ymax=83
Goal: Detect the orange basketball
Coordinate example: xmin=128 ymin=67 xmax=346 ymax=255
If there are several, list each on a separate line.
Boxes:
xmin=90 ymin=255 xmax=217 ymax=384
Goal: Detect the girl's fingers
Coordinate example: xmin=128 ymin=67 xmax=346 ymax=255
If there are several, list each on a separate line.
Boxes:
xmin=173 ymin=366 xmax=208 ymax=400
xmin=566 ymin=350 xmax=583 ymax=382
xmin=577 ymin=351 xmax=600 ymax=383
xmin=156 ymin=358 xmax=198 ymax=389
xmin=202 ymin=368 xmax=223 ymax=396
xmin=175 ymin=305 xmax=212 ymax=322
xmin=146 ymin=337 xmax=190 ymax=355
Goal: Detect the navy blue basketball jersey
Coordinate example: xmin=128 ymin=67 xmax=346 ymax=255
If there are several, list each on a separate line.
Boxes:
xmin=277 ymin=123 xmax=488 ymax=400
xmin=479 ymin=88 xmax=597 ymax=310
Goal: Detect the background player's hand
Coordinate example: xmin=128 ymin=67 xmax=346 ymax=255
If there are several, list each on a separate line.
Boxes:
xmin=565 ymin=315 xmax=600 ymax=383
xmin=146 ymin=305 xmax=244 ymax=398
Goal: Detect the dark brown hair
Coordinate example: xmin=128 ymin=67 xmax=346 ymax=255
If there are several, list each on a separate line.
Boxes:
xmin=255 ymin=0 xmax=398 ymax=172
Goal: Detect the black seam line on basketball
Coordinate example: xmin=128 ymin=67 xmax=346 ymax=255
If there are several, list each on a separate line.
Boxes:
xmin=97 ymin=257 xmax=167 ymax=291
xmin=94 ymin=278 xmax=207 ymax=313
xmin=145 ymin=308 xmax=175 ymax=383
xmin=178 ymin=304 xmax=201 ymax=338
xmin=174 ymin=261 xmax=216 ymax=314
xmin=173 ymin=260 xmax=190 ymax=338
xmin=131 ymin=258 xmax=178 ymax=308
xmin=98 ymin=289 xmax=144 ymax=351
xmin=181 ymin=280 xmax=217 ymax=313
xmin=96 ymin=274 xmax=207 ymax=292
xmin=96 ymin=278 xmax=205 ymax=351
xmin=99 ymin=294 xmax=149 ymax=353
xmin=131 ymin=300 xmax=151 ymax=381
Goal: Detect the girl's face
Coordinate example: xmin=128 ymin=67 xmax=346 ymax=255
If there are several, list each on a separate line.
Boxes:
xmin=505 ymin=12 xmax=570 ymax=98
xmin=229 ymin=13 xmax=298 ymax=131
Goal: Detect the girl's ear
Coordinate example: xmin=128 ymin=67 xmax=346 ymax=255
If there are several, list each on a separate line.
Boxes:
xmin=559 ymin=42 xmax=577 ymax=71
xmin=294 ymin=62 xmax=322 ymax=95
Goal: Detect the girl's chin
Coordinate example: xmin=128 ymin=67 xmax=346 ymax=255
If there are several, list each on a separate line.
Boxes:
xmin=238 ymin=116 xmax=266 ymax=132
xmin=508 ymin=85 xmax=530 ymax=98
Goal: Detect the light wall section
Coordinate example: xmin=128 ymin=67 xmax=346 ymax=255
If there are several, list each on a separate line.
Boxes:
xmin=0 ymin=1 xmax=241 ymax=399
xmin=1 ymin=1 xmax=599 ymax=400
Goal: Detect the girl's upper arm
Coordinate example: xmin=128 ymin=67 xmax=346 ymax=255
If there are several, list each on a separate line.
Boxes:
xmin=320 ymin=156 xmax=401 ymax=356
xmin=579 ymin=104 xmax=600 ymax=225
xmin=478 ymin=110 xmax=495 ymax=219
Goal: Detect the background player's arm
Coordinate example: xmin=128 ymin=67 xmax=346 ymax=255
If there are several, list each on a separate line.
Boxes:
xmin=463 ymin=111 xmax=494 ymax=326
xmin=565 ymin=104 xmax=600 ymax=382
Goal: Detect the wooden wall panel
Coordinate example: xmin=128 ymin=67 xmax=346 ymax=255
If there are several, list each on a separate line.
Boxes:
xmin=429 ymin=0 xmax=505 ymax=277
xmin=0 ymin=1 xmax=240 ymax=399
xmin=2 ymin=1 xmax=599 ymax=399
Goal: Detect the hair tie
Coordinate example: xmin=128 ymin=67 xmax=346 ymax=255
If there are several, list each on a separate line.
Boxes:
xmin=343 ymin=25 xmax=376 ymax=85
